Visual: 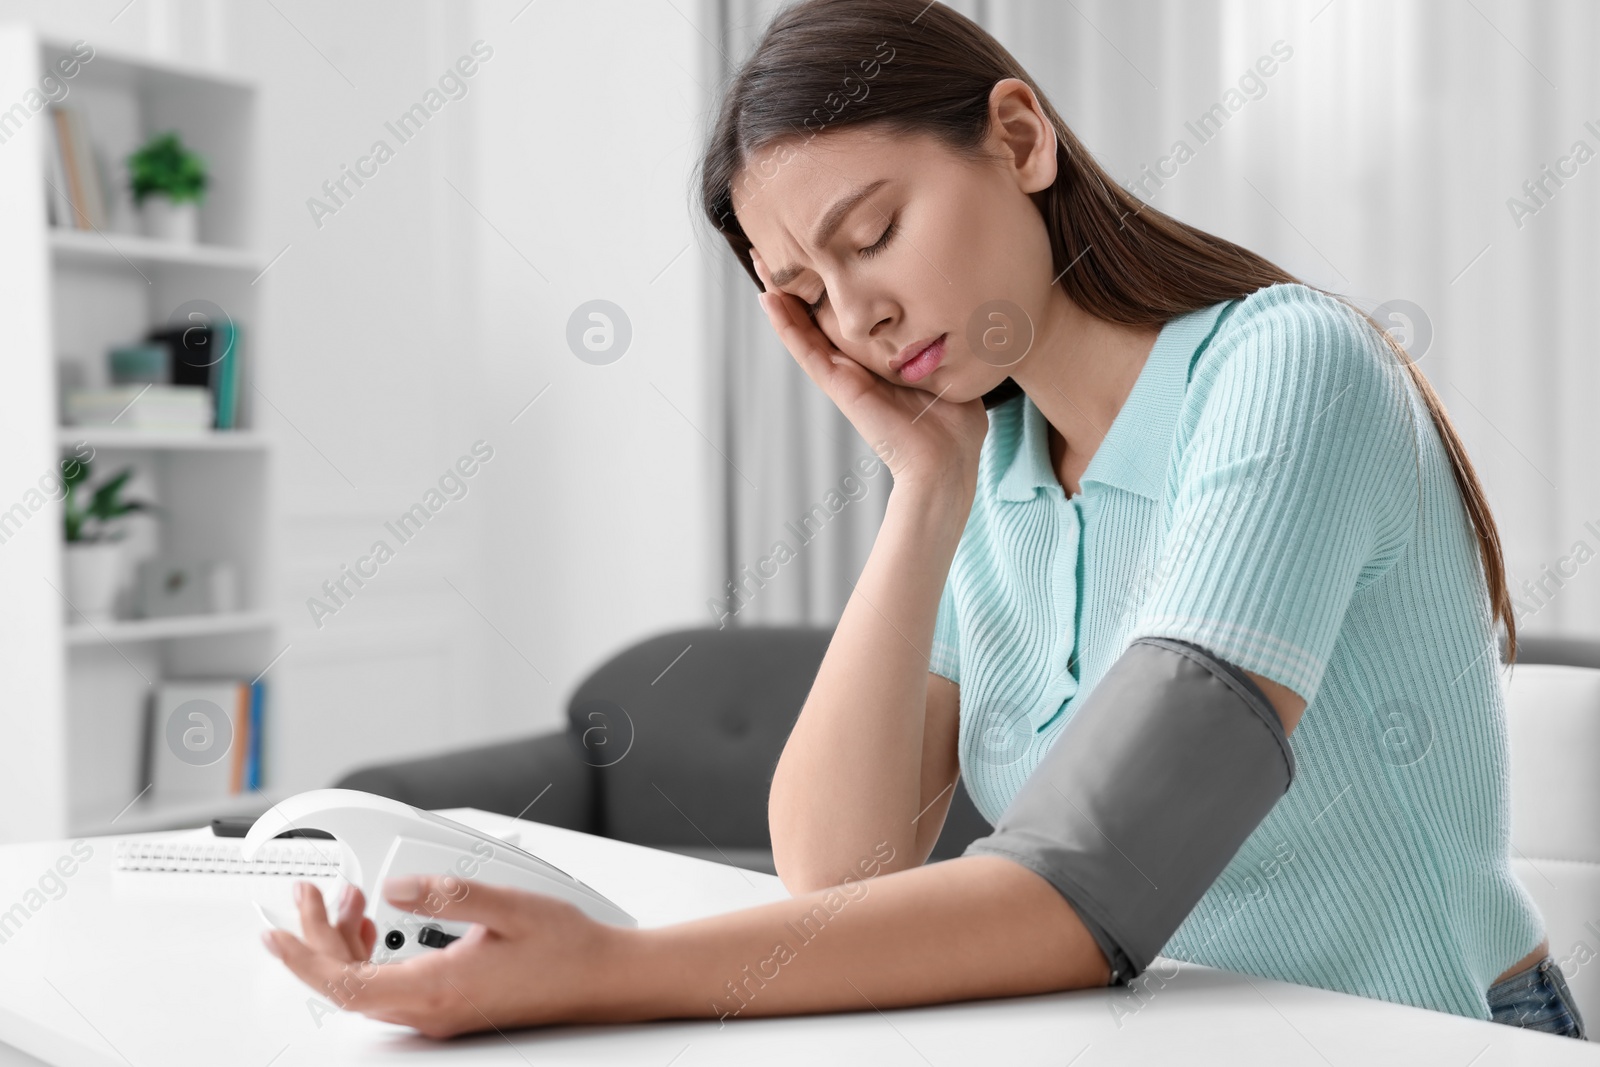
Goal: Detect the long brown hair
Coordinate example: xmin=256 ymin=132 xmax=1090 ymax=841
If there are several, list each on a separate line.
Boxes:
xmin=696 ymin=0 xmax=1517 ymax=662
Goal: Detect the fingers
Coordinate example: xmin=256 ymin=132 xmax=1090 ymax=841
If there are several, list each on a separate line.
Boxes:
xmin=750 ymin=248 xmax=822 ymax=338
xmin=749 ymin=246 xmax=772 ymax=290
xmin=333 ymin=882 xmax=371 ymax=960
xmin=749 ymin=248 xmax=804 ymax=337
xmin=262 ymin=927 xmax=431 ymax=1017
xmin=749 ymin=251 xmax=809 ymax=340
xmin=749 ymin=246 xmax=856 ymax=382
xmin=294 ymin=881 xmax=361 ymax=961
xmin=263 ymin=928 xmax=350 ymax=1000
xmin=383 ymin=874 xmax=550 ymax=933
xmin=292 ymin=880 xmax=373 ymax=962
xmin=265 ymin=888 xmax=479 ymax=1036
xmin=766 ymin=295 xmax=851 ymax=380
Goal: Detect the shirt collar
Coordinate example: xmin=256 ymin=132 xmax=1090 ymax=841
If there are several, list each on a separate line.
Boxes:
xmin=994 ymin=299 xmax=1236 ymax=503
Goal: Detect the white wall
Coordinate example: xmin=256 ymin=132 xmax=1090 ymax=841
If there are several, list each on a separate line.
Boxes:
xmin=468 ymin=0 xmax=720 ymax=753
xmin=3 ymin=0 xmax=716 ymax=796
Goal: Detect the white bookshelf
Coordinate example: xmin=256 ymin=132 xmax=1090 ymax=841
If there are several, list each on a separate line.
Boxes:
xmin=50 ymin=228 xmax=265 ymax=271
xmin=65 ymin=611 xmax=276 ymax=647
xmin=0 ymin=29 xmax=277 ymax=842
xmin=60 ymin=427 xmax=269 ymax=451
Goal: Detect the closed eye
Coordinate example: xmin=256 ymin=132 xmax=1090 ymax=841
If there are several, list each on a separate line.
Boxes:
xmin=859 ymin=218 xmax=897 ymax=260
xmin=805 ymin=218 xmax=899 ymax=315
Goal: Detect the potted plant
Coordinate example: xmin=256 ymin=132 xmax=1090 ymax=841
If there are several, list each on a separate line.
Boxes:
xmin=128 ymin=132 xmax=208 ymax=243
xmin=62 ymin=459 xmax=151 ymax=624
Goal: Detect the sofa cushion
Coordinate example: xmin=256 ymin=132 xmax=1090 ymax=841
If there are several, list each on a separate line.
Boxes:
xmin=1504 ymin=663 xmax=1600 ymax=862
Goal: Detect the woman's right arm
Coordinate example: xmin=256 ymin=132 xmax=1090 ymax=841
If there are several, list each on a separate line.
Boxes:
xmin=767 ymin=471 xmax=973 ymax=894
xmin=742 ymin=247 xmax=988 ymax=896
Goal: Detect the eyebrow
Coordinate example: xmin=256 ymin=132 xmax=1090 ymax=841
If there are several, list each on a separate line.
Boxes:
xmin=767 ymin=178 xmax=890 ymax=288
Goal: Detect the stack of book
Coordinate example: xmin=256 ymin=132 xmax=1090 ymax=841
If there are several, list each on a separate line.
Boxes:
xmin=45 ymin=105 xmax=107 ymax=230
xmin=144 ymin=319 xmax=244 ymax=429
xmin=63 ymin=318 xmax=244 ymax=431
xmin=65 ymin=385 xmax=211 ymax=430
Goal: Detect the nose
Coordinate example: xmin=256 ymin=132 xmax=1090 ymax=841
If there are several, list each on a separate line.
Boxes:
xmin=829 ymin=287 xmax=894 ymax=356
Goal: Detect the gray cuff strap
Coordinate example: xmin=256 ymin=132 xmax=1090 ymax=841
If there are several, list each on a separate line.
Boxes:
xmin=962 ymin=636 xmax=1296 ymax=985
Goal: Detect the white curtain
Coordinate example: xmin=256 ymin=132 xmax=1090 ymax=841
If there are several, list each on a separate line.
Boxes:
xmin=709 ymin=0 xmax=1600 ymax=637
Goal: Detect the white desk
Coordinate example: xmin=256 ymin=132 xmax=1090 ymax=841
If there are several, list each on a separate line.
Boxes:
xmin=0 ymin=809 xmax=1592 ymax=1065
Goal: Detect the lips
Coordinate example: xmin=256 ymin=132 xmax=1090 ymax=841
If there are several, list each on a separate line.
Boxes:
xmin=896 ymin=334 xmax=946 ymax=383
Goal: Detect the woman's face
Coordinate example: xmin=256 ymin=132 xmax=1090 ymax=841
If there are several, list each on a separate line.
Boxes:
xmin=730 ymin=101 xmax=1060 ymax=401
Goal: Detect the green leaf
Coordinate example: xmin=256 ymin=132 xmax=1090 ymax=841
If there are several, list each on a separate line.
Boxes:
xmin=62 ymin=456 xmax=90 ymax=541
xmin=61 ymin=456 xmax=90 ymax=488
xmin=87 ymin=468 xmax=135 ymax=521
xmin=128 ymin=131 xmax=209 ymax=206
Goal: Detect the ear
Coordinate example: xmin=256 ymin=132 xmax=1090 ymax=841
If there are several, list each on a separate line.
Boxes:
xmin=985 ymin=77 xmax=1058 ymax=195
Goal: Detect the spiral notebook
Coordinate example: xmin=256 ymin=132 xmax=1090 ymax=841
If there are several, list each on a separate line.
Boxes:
xmin=113 ymin=835 xmax=343 ymax=877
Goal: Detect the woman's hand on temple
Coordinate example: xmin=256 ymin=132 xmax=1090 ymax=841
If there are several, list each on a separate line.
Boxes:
xmin=749 ymin=248 xmax=988 ymax=495
xmin=261 ymin=875 xmax=628 ymax=1038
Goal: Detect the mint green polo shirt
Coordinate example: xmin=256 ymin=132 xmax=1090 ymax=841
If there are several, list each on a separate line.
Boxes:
xmin=930 ymin=283 xmax=1544 ymax=1021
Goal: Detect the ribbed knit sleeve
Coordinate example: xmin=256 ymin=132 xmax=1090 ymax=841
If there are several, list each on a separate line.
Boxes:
xmin=1126 ymin=289 xmax=1418 ymax=707
xmin=929 ymin=576 xmax=961 ymax=684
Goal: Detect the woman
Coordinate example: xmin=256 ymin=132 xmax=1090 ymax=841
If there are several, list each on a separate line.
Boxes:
xmin=262 ymin=0 xmax=1586 ymax=1041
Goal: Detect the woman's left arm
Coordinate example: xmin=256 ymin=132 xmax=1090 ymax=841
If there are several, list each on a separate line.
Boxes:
xmin=266 ymin=854 xmax=1109 ymax=1037
xmin=264 ymin=670 xmax=1305 ymax=1038
xmin=1245 ymin=670 xmax=1306 ymax=736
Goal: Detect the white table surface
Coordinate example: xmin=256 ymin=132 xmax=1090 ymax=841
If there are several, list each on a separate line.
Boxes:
xmin=0 ymin=808 xmax=1593 ymax=1065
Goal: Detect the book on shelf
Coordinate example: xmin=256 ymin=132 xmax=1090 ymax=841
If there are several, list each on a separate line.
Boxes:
xmin=247 ymin=679 xmax=263 ymax=791
xmin=141 ymin=320 xmax=244 ymax=430
xmin=42 ymin=107 xmax=72 ymax=227
xmin=140 ymin=679 xmax=266 ymax=804
xmin=213 ymin=319 xmax=241 ymax=430
xmin=46 ymin=105 xmax=107 ymax=231
xmin=229 ymin=683 xmax=250 ymax=794
xmin=65 ymin=384 xmax=212 ymax=430
xmin=80 ymin=318 xmax=247 ymax=432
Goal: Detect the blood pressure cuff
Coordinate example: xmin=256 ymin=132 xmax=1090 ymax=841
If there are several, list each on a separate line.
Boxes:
xmin=962 ymin=635 xmax=1296 ymax=986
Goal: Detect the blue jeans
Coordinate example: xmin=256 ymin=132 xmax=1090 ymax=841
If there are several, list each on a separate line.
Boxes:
xmin=1486 ymin=955 xmax=1588 ymax=1040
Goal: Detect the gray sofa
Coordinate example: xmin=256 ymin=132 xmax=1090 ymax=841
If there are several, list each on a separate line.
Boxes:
xmin=1504 ymin=632 xmax=1600 ymax=670
xmin=335 ymin=625 xmax=994 ymax=875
